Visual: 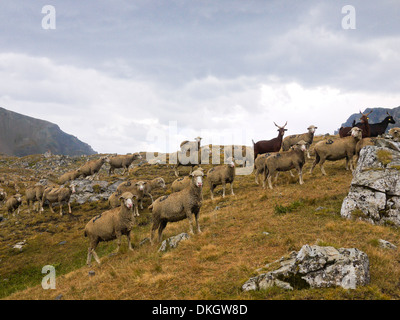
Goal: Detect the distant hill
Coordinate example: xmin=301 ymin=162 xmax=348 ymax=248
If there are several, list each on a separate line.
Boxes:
xmin=0 ymin=107 xmax=97 ymax=157
xmin=335 ymin=106 xmax=400 ymax=134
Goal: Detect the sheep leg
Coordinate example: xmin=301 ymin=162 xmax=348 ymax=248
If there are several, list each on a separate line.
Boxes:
xmin=195 ymin=213 xmax=201 ymax=234
xmin=268 ymin=175 xmax=273 ymax=189
xmin=115 ymin=232 xmax=122 ymax=253
xmin=49 ymin=203 xmax=55 ymax=214
xmin=289 ymin=170 xmax=295 ymax=178
xmin=68 ymin=202 xmax=72 ymax=214
xmin=186 ymin=212 xmax=195 ymax=235
xmin=157 ymin=220 xmax=168 ymax=243
xmin=298 ymin=167 xmax=304 ymax=185
xmin=126 ymin=232 xmax=133 ymax=251
xmin=210 ymin=185 xmax=215 ymax=200
xmin=255 ymin=171 xmax=259 ymax=184
xmin=150 ymin=220 xmax=160 ymax=244
xmin=230 ymin=183 xmax=234 ymax=196
xmin=274 ymin=172 xmax=279 ymax=183
xmin=319 ymin=159 xmax=327 ymax=175
xmin=222 ymin=183 xmax=226 ymax=198
xmin=59 ymin=204 xmax=63 ymax=216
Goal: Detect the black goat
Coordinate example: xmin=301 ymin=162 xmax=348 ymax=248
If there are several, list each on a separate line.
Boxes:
xmin=352 ymin=112 xmax=396 ymax=137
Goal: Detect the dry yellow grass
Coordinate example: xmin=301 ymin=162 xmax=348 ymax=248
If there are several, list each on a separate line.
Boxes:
xmin=1 ymin=139 xmax=400 ymax=300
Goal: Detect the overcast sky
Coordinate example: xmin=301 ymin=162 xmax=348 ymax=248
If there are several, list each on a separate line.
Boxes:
xmin=0 ymin=1 xmax=399 ymax=154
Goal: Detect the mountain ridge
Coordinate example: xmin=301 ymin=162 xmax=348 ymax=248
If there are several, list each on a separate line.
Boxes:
xmin=0 ymin=107 xmax=97 ymax=156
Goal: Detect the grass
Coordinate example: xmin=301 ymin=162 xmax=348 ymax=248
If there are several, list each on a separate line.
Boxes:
xmin=1 ymin=140 xmax=400 ymax=300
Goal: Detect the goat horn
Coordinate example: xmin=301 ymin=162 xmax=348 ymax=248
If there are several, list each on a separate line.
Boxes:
xmin=283 ymin=121 xmax=288 ymax=128
xmin=273 ymin=122 xmax=279 ymax=128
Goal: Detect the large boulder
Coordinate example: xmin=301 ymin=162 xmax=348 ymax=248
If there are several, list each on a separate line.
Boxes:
xmin=242 ymin=245 xmax=370 ymax=291
xmin=341 ymin=142 xmax=400 ymax=226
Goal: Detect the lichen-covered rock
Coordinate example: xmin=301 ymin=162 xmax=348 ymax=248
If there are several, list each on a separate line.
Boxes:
xmin=242 ymin=245 xmax=370 ymax=291
xmin=158 ymin=233 xmax=190 ymax=252
xmin=341 ymin=144 xmax=400 ymax=226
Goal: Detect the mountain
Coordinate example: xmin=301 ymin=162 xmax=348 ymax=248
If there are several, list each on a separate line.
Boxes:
xmin=0 ymin=107 xmax=97 ymax=156
xmin=336 ymin=106 xmax=400 ymax=134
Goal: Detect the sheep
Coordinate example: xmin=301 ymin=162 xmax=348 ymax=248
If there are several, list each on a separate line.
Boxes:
xmin=84 ymin=192 xmax=138 ymax=266
xmin=58 ymin=169 xmax=81 ymax=185
xmin=139 ymin=177 xmax=166 ymax=209
xmin=310 ymin=127 xmax=363 ymax=175
xmin=78 ymin=156 xmax=109 ymax=180
xmin=25 ymin=184 xmax=46 ymax=213
xmin=5 ymin=194 xmax=22 ymax=215
xmin=339 ymin=110 xmax=372 ymax=138
xmin=353 ymin=112 xmax=396 ymax=137
xmin=173 ymin=137 xmax=204 ymax=177
xmin=254 ymin=152 xmax=274 ymax=185
xmin=207 ymin=158 xmax=235 ymax=200
xmin=281 ymin=125 xmax=317 ymax=158
xmin=108 ymin=153 xmax=142 ymax=175
xmin=263 ymin=140 xmax=308 ymax=189
xmin=180 ymin=136 xmax=202 ymax=152
xmin=148 ymin=169 xmax=205 ymax=244
xmin=115 ymin=180 xmax=147 ymax=216
xmin=171 ymin=176 xmax=191 ymax=193
xmin=252 ymin=122 xmax=288 ymax=160
xmin=40 ymin=183 xmax=76 ymax=216
xmin=0 ymin=188 xmax=7 ymax=204
xmin=389 ymin=127 xmax=400 ymax=142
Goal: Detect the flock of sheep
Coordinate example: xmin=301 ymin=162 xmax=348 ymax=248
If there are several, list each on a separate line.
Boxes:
xmin=1 ymin=110 xmax=400 ymax=266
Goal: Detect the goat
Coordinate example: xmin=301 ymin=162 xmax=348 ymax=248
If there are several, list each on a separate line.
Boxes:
xmin=339 ymin=110 xmax=372 ymax=138
xmin=352 ymin=111 xmax=396 ymax=137
xmin=252 ymin=122 xmax=288 ymax=160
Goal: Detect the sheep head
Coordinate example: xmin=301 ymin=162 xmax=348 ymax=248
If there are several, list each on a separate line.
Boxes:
xmin=190 ymin=169 xmax=205 ymax=188
xmin=119 ymin=192 xmax=136 ymax=210
xmin=307 ymin=125 xmax=318 ymax=133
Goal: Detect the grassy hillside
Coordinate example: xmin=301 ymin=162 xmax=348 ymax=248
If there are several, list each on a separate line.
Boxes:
xmin=1 ymin=135 xmax=400 ymax=300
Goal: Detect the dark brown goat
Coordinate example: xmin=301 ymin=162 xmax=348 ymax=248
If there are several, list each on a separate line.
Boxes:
xmin=339 ymin=110 xmax=372 ymax=138
xmin=252 ymin=122 xmax=288 ymax=160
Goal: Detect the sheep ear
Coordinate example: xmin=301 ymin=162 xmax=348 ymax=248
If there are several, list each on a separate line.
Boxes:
xmin=126 ymin=181 xmax=131 ymax=186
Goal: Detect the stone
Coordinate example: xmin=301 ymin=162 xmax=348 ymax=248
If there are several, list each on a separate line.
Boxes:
xmin=242 ymin=244 xmax=370 ymax=291
xmin=378 ymin=239 xmax=397 ymax=250
xmin=158 ymin=233 xmax=190 ymax=252
xmin=341 ymin=144 xmax=400 ymax=226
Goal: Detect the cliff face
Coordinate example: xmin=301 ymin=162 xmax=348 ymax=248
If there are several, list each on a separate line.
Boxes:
xmin=337 ymin=106 xmax=400 ymax=134
xmin=0 ymin=107 xmax=97 ymax=156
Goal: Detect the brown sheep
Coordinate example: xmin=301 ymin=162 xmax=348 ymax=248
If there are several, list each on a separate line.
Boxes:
xmin=85 ymin=192 xmax=138 ymax=265
xmin=58 ymin=169 xmax=81 ymax=184
xmin=40 ymin=184 xmax=76 ymax=216
xmin=25 ymin=184 xmax=46 ymax=213
xmin=207 ymin=158 xmax=235 ymax=200
xmin=79 ymin=156 xmax=109 ymax=180
xmin=148 ymin=169 xmax=205 ymax=244
xmin=108 ymin=153 xmax=142 ymax=175
xmin=6 ymin=194 xmax=22 ymax=215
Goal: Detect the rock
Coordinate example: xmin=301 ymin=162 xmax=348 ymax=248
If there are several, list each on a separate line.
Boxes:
xmin=242 ymin=244 xmax=370 ymax=291
xmin=58 ymin=241 xmax=67 ymax=245
xmin=54 ymin=294 xmax=63 ymax=300
xmin=158 ymin=233 xmax=190 ymax=252
xmin=341 ymin=144 xmax=400 ymax=226
xmin=12 ymin=240 xmax=27 ymax=251
xmin=88 ymin=270 xmax=95 ymax=276
xmin=378 ymin=239 xmax=397 ymax=250
xmin=70 ymin=179 xmax=119 ymax=204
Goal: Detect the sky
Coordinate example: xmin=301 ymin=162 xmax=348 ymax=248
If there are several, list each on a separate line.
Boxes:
xmin=0 ymin=0 xmax=399 ymax=154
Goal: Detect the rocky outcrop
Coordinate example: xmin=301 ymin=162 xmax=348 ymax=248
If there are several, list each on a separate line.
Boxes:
xmin=341 ymin=143 xmax=400 ymax=226
xmin=70 ymin=179 xmax=125 ymax=204
xmin=242 ymin=245 xmax=370 ymax=291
